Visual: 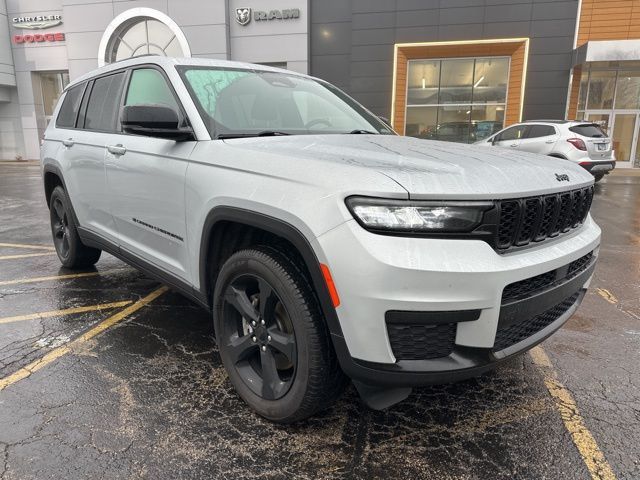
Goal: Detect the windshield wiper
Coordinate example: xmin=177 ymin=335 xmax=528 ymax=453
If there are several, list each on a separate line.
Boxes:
xmin=347 ymin=129 xmax=378 ymax=134
xmin=217 ymin=131 xmax=291 ymax=139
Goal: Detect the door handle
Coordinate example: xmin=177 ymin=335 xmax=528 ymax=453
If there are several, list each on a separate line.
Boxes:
xmin=62 ymin=138 xmax=74 ymax=147
xmin=510 ymin=143 xmax=518 ymax=147
xmin=107 ymin=144 xmax=126 ymax=156
xmin=545 ymin=139 xmax=555 ymax=144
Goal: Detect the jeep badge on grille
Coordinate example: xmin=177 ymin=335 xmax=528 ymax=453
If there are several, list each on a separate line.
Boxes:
xmin=555 ymin=173 xmax=570 ymax=182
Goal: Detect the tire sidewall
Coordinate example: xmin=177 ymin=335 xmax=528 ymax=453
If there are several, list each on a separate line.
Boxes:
xmin=213 ymin=250 xmax=312 ymax=422
xmin=49 ymin=186 xmax=79 ymax=267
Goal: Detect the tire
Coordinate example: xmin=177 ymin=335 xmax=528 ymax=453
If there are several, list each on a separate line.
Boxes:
xmin=49 ymin=186 xmax=101 ymax=268
xmin=213 ymin=247 xmax=346 ymax=423
xmin=593 ymin=173 xmax=605 ymax=182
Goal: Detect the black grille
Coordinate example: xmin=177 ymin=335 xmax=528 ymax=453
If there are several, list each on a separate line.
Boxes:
xmin=496 ymin=186 xmax=593 ymax=251
xmin=493 ymin=292 xmax=580 ymax=351
xmin=502 ymin=251 xmax=594 ymax=302
xmin=387 ymin=323 xmax=456 ymax=360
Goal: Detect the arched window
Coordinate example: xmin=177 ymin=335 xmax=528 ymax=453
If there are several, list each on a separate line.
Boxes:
xmin=108 ymin=18 xmax=183 ymax=62
xmin=98 ymin=8 xmax=191 ymax=66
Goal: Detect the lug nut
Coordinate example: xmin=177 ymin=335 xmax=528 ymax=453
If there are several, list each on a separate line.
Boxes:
xmin=252 ymin=336 xmax=257 ymax=342
xmin=251 ymin=320 xmax=257 ymax=327
xmin=261 ymin=345 xmax=267 ymax=352
xmin=267 ymin=335 xmax=272 ymax=342
xmin=260 ymin=319 xmax=265 ymax=325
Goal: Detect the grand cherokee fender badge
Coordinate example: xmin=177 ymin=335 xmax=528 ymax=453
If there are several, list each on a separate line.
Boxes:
xmin=132 ymin=218 xmax=183 ymax=242
xmin=555 ymin=173 xmax=570 ymax=182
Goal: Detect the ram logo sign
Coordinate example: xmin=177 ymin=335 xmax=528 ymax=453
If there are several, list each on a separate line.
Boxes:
xmin=235 ymin=8 xmax=251 ymax=26
xmin=236 ymin=7 xmax=301 ymax=25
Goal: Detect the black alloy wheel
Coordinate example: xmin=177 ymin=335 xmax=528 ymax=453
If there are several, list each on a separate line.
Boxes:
xmin=221 ymin=274 xmax=297 ymax=400
xmin=51 ymin=196 xmax=71 ymax=260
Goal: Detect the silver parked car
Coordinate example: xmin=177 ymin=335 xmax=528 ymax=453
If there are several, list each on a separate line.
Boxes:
xmin=41 ymin=57 xmax=600 ymax=422
xmin=478 ymin=120 xmax=615 ymax=182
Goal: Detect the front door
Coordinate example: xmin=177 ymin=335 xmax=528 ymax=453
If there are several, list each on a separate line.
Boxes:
xmin=105 ymin=66 xmax=196 ymax=281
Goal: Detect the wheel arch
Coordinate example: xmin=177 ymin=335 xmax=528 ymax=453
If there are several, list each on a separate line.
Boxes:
xmin=43 ymin=164 xmax=65 ymax=208
xmin=198 ymin=207 xmax=345 ymax=342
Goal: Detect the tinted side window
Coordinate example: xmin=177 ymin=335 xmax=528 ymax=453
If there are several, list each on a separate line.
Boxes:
xmin=84 ymin=72 xmax=126 ymax=132
xmin=56 ymin=83 xmax=85 ymax=128
xmin=499 ymin=125 xmax=527 ymax=141
xmin=527 ymin=125 xmax=556 ymax=138
xmin=569 ymin=124 xmax=606 ymax=138
xmin=125 ymin=68 xmax=178 ymax=110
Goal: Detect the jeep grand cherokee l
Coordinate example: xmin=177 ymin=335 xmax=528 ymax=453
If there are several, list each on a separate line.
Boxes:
xmin=40 ymin=57 xmax=601 ymax=423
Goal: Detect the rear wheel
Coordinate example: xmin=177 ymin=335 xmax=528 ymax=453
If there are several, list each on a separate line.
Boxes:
xmin=49 ymin=186 xmax=101 ymax=268
xmin=213 ymin=247 xmax=345 ymax=423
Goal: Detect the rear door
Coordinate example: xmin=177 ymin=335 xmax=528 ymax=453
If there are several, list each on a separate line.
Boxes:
xmin=105 ymin=66 xmax=195 ymax=281
xmin=59 ymin=72 xmax=127 ymax=242
xmin=492 ymin=124 xmax=529 ymax=150
xmin=518 ymin=124 xmax=559 ymax=155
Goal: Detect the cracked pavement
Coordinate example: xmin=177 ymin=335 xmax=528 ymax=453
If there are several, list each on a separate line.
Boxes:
xmin=0 ymin=163 xmax=638 ymax=479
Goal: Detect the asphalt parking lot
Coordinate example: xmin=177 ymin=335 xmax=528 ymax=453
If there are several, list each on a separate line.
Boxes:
xmin=0 ymin=162 xmax=638 ymax=480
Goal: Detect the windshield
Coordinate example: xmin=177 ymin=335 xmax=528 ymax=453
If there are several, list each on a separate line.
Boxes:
xmin=177 ymin=66 xmax=394 ymax=138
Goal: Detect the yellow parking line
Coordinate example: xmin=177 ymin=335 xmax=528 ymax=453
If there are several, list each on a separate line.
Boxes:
xmin=0 ymin=252 xmax=56 ymax=260
xmin=530 ymin=347 xmax=617 ymax=480
xmin=0 ymin=300 xmax=133 ymax=325
xmin=0 ymin=269 xmax=126 ymax=287
xmin=0 ymin=242 xmax=56 ymax=251
xmin=0 ymin=286 xmax=168 ymax=391
xmin=596 ymin=288 xmax=618 ymax=305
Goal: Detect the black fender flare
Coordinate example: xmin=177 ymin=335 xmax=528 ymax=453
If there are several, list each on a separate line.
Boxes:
xmin=198 ymin=206 xmax=346 ymax=343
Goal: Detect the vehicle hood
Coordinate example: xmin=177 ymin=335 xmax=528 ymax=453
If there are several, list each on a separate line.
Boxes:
xmin=223 ymin=134 xmax=594 ymax=199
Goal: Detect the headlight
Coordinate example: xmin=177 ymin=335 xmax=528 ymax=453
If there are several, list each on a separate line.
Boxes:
xmin=346 ymin=197 xmax=493 ymax=233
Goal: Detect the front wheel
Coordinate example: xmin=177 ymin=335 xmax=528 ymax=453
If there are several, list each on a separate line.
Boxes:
xmin=49 ymin=186 xmax=101 ymax=268
xmin=213 ymin=247 xmax=345 ymax=423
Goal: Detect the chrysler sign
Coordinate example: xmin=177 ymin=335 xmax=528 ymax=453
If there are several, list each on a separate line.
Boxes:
xmin=12 ymin=14 xmax=63 ymax=30
xmin=235 ymin=7 xmax=300 ymax=25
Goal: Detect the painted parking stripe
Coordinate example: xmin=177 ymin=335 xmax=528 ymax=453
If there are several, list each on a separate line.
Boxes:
xmin=0 ymin=242 xmax=56 ymax=251
xmin=0 ymin=300 xmax=133 ymax=325
xmin=530 ymin=346 xmax=617 ymax=480
xmin=0 ymin=252 xmax=56 ymax=260
xmin=0 ymin=269 xmax=127 ymax=287
xmin=0 ymin=286 xmax=168 ymax=391
xmin=596 ymin=288 xmax=618 ymax=305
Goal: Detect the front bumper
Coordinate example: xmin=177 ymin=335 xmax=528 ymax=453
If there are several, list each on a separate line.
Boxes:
xmin=317 ymin=215 xmax=600 ymax=386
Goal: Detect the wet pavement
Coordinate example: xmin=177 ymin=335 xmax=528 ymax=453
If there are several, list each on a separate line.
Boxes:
xmin=0 ymin=162 xmax=638 ymax=479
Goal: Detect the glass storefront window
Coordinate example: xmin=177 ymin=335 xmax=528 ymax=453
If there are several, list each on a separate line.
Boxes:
xmin=472 ymin=58 xmax=509 ymax=104
xmin=587 ymin=70 xmax=616 ymax=109
xmin=614 ymin=71 xmax=640 ymax=109
xmin=407 ymin=60 xmax=440 ymax=105
xmin=439 ymin=59 xmax=474 ymax=104
xmin=405 ymin=56 xmax=509 ymax=143
xmin=39 ymin=72 xmax=69 ymax=117
xmin=578 ymin=70 xmax=588 ymax=111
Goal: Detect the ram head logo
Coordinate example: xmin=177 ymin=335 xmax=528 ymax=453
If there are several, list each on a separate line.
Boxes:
xmin=235 ymin=8 xmax=251 ymax=26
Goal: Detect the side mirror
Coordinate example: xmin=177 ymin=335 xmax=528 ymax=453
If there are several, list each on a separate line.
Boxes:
xmin=491 ymin=135 xmax=499 ymax=145
xmin=121 ymin=104 xmax=194 ymax=141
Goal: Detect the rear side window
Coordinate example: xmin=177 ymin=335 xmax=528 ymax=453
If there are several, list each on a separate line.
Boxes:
xmin=84 ymin=72 xmax=126 ymax=132
xmin=569 ymin=124 xmax=606 ymax=138
xmin=498 ymin=125 xmax=528 ymax=141
xmin=56 ymin=83 xmax=84 ymax=128
xmin=527 ymin=125 xmax=556 ymax=138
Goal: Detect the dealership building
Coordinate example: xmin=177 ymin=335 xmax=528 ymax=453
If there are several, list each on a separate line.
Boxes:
xmin=1 ymin=0 xmax=639 ymax=167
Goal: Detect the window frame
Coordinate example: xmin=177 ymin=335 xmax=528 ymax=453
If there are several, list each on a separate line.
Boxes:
xmin=496 ymin=124 xmax=529 ymax=142
xmin=54 ymin=81 xmax=88 ymax=130
xmin=117 ymin=63 xmax=191 ymax=136
xmin=81 ymin=70 xmax=128 ymax=133
xmin=525 ymin=124 xmax=557 ymax=139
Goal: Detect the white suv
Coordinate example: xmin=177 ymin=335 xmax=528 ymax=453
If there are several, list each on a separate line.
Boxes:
xmin=478 ymin=120 xmax=615 ymax=181
xmin=41 ymin=57 xmax=601 ymax=422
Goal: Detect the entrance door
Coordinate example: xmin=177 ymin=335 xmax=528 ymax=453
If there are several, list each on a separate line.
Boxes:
xmin=611 ymin=113 xmax=639 ymax=168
